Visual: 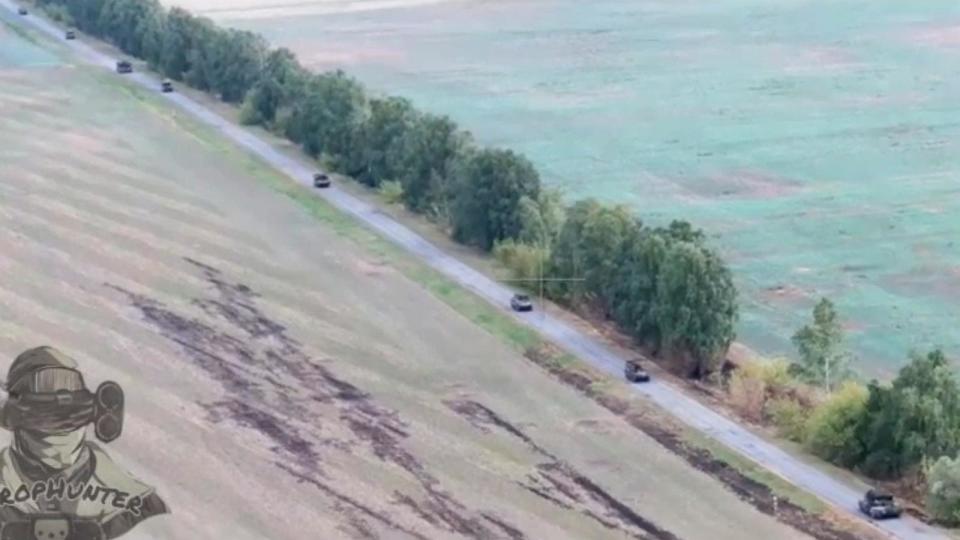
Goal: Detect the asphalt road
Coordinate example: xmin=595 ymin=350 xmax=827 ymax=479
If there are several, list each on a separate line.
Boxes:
xmin=1 ymin=4 xmax=949 ymax=539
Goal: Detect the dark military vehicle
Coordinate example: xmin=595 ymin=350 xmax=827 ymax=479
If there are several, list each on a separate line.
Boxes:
xmin=510 ymin=294 xmax=533 ymax=312
xmin=116 ymin=60 xmax=132 ymax=74
xmin=858 ymin=489 xmax=902 ymax=519
xmin=624 ymin=359 xmax=651 ymax=383
xmin=65 ymin=30 xmax=76 ymax=40
xmin=313 ymin=173 xmax=331 ymax=188
xmin=161 ymin=79 xmax=174 ymax=93
xmin=17 ymin=7 xmax=27 ymax=15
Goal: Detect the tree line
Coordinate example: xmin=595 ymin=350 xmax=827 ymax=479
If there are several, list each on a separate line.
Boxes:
xmin=732 ymin=298 xmax=960 ymax=524
xmin=42 ymin=0 xmax=740 ymax=375
xmin=543 ymin=203 xmax=737 ymax=376
xmin=789 ymin=300 xmax=960 ymax=483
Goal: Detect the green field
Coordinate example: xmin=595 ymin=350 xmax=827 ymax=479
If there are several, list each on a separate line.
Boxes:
xmin=182 ymin=0 xmax=960 ymax=376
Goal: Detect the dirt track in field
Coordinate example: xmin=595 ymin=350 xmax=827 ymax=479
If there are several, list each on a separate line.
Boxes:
xmin=0 ymin=32 xmax=814 ymax=540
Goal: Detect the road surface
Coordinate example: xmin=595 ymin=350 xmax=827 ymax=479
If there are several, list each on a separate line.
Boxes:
xmin=1 ymin=4 xmax=948 ymax=539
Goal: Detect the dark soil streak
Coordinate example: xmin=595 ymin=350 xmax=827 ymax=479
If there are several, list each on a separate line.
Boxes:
xmin=519 ymin=481 xmax=574 ymax=510
xmin=107 ymin=259 xmax=527 ymax=540
xmin=277 ymin=462 xmax=428 ymax=540
xmin=480 ymin=513 xmax=526 ymax=540
xmin=445 ymin=399 xmax=680 ymax=540
xmin=571 ymin=468 xmax=678 ymax=539
xmin=535 ymin=463 xmax=679 ymax=540
xmin=443 ymin=399 xmax=557 ymax=460
xmin=583 ymin=509 xmax=620 ymax=531
xmin=339 ymin=510 xmax=380 ymax=540
xmin=393 ymin=493 xmax=443 ymax=528
xmin=203 ymin=400 xmax=321 ymax=472
xmin=524 ymin=348 xmax=865 ymax=540
xmin=535 ymin=464 xmax=584 ymax=504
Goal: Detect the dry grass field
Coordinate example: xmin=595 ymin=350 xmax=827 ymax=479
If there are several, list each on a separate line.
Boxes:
xmin=0 ymin=19 xmax=820 ymax=540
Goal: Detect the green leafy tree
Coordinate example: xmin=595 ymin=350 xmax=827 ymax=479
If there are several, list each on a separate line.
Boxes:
xmin=546 ymin=199 xmax=635 ymax=304
xmin=652 ymin=242 xmax=738 ymax=377
xmin=608 ymin=228 xmax=667 ymax=349
xmin=136 ymin=6 xmax=166 ymax=69
xmin=285 ymin=71 xmax=367 ymax=162
xmin=515 ymin=188 xmax=564 ymax=249
xmin=158 ymin=8 xmax=197 ymax=81
xmin=346 ymin=96 xmax=419 ymax=187
xmin=853 ymin=381 xmax=903 ymax=477
xmin=804 ymin=381 xmax=867 ymax=466
xmin=241 ymin=48 xmax=307 ymax=127
xmin=894 ymin=350 xmax=960 ymax=459
xmin=654 ymin=220 xmax=706 ymax=244
xmin=497 ymin=190 xmax=565 ymax=295
xmin=605 ymin=223 xmax=709 ymax=351
xmin=579 ymin=204 xmax=635 ymax=314
xmin=392 ymin=113 xmax=469 ymax=217
xmin=208 ymin=29 xmax=267 ymax=103
xmin=451 ymin=149 xmax=542 ymax=250
xmin=544 ymin=200 xmax=634 ymax=311
xmin=791 ymin=298 xmax=851 ymax=391
xmin=67 ymin=0 xmax=107 ymax=34
xmin=856 ymin=350 xmax=960 ymax=478
xmin=493 ymin=239 xmax=549 ymax=286
xmin=181 ymin=17 xmax=220 ymax=91
xmin=97 ymin=0 xmax=161 ymax=57
xmin=927 ymin=455 xmax=960 ymax=525
xmin=546 ymin=199 xmax=599 ymax=303
xmin=40 ymin=3 xmax=74 ymax=24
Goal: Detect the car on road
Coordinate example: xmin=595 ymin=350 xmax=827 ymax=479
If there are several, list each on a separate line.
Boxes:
xmin=510 ymin=294 xmax=533 ymax=312
xmin=858 ymin=489 xmax=902 ymax=519
xmin=115 ymin=60 xmax=132 ymax=74
xmin=17 ymin=7 xmax=27 ymax=15
xmin=65 ymin=30 xmax=76 ymax=40
xmin=161 ymin=79 xmax=174 ymax=93
xmin=313 ymin=173 xmax=331 ymax=188
xmin=624 ymin=359 xmax=650 ymax=383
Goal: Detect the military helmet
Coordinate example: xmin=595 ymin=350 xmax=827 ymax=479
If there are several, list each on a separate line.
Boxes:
xmin=5 ymin=346 xmax=88 ymax=395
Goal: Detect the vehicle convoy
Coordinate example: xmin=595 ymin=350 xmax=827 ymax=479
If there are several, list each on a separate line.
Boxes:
xmin=858 ymin=489 xmax=903 ymax=519
xmin=115 ymin=60 xmax=132 ymax=74
xmin=313 ymin=173 xmax=331 ymax=188
xmin=624 ymin=359 xmax=650 ymax=383
xmin=510 ymin=294 xmax=533 ymax=312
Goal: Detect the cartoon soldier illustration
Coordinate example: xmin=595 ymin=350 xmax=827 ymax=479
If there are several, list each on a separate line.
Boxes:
xmin=0 ymin=346 xmax=168 ymax=539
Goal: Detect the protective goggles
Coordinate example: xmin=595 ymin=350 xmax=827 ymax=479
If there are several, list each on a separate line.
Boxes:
xmin=9 ymin=368 xmax=87 ymax=397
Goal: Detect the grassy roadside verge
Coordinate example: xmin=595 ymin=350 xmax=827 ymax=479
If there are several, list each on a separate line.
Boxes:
xmin=1 ymin=11 xmax=53 ymax=45
xmin=10 ymin=13 xmax=883 ymax=536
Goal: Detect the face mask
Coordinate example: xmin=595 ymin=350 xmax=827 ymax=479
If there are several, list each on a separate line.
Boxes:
xmin=14 ymin=427 xmax=87 ymax=471
xmin=4 ymin=393 xmax=95 ymax=434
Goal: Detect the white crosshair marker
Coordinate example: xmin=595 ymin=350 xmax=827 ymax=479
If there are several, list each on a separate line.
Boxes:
xmin=500 ymin=251 xmax=585 ymax=320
